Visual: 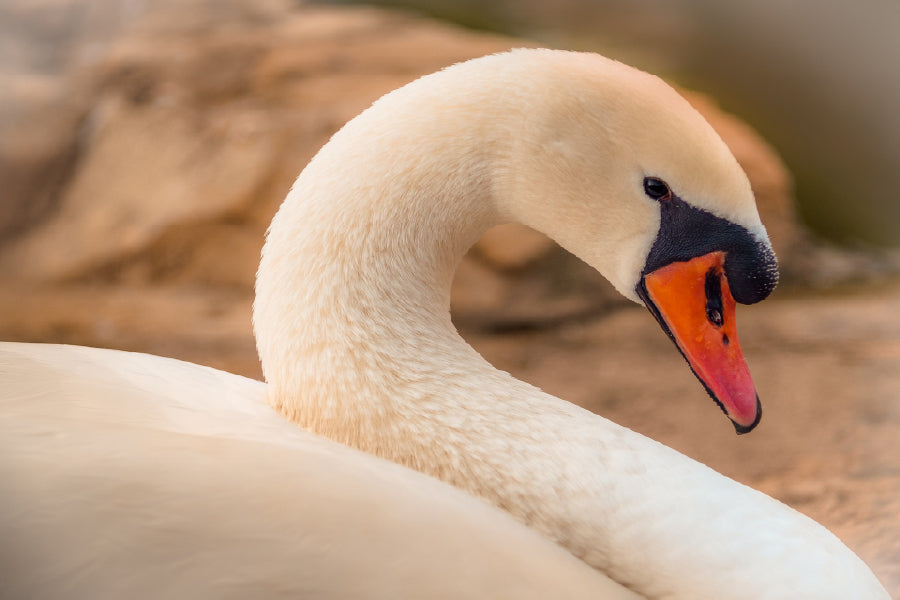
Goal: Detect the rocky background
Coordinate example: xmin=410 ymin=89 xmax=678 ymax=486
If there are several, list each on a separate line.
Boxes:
xmin=334 ymin=0 xmax=900 ymax=247
xmin=1 ymin=0 xmax=898 ymax=594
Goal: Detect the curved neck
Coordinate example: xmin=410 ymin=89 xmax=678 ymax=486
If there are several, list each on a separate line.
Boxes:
xmin=252 ymin=59 xmax=886 ymax=600
xmin=255 ymin=87 xmax=507 ymax=447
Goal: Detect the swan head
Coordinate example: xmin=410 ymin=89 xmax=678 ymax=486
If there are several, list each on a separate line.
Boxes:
xmin=259 ymin=49 xmax=779 ymax=434
xmin=491 ymin=50 xmax=778 ymax=432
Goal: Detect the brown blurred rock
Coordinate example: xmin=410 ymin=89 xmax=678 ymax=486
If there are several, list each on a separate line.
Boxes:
xmin=474 ymin=224 xmax=556 ymax=272
xmin=1 ymin=97 xmax=279 ymax=282
xmin=0 ymin=1 xmax=521 ymax=287
xmin=0 ymin=0 xmax=799 ymax=301
xmin=0 ymin=75 xmax=81 ymax=244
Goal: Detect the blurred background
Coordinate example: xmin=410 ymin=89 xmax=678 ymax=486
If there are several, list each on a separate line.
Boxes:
xmin=1 ymin=0 xmax=898 ymax=594
xmin=5 ymin=0 xmax=899 ymax=246
xmin=332 ymin=0 xmax=900 ymax=248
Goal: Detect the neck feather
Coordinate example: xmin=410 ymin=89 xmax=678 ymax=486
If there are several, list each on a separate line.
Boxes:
xmin=252 ymin=55 xmax=885 ymax=599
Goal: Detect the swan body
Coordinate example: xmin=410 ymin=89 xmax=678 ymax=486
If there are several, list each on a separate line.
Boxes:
xmin=1 ymin=49 xmax=889 ymax=598
xmin=0 ymin=342 xmax=636 ymax=599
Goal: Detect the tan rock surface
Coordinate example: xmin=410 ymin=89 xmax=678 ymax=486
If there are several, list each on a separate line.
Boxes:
xmin=0 ymin=0 xmax=896 ymax=595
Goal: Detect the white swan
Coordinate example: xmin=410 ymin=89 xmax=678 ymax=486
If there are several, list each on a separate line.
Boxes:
xmin=0 ymin=49 xmax=889 ymax=599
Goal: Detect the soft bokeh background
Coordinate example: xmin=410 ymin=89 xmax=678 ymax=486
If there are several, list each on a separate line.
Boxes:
xmin=330 ymin=0 xmax=900 ymax=247
xmin=1 ymin=0 xmax=898 ymax=594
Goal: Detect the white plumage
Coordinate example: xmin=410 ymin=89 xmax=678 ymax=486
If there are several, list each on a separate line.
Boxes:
xmin=1 ymin=49 xmax=888 ymax=599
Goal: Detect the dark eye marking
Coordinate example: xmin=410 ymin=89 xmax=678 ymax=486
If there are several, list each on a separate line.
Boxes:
xmin=643 ymin=177 xmax=672 ymax=202
xmin=638 ymin=190 xmax=779 ymax=306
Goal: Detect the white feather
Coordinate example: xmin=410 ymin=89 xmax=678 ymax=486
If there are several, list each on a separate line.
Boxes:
xmin=1 ymin=49 xmax=888 ymax=599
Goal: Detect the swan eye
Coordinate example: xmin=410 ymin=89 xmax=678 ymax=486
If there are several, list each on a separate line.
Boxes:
xmin=643 ymin=177 xmax=672 ymax=202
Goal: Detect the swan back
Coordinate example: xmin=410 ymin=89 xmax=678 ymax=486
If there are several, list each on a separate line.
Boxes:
xmin=0 ymin=342 xmax=639 ymax=599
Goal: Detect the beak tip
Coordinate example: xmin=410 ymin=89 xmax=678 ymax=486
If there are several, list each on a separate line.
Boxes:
xmin=731 ymin=395 xmax=762 ymax=435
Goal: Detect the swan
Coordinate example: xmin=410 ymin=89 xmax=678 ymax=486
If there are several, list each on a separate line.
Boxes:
xmin=0 ymin=48 xmax=889 ymax=599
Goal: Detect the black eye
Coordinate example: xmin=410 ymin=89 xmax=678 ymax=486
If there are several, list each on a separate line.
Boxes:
xmin=643 ymin=177 xmax=672 ymax=202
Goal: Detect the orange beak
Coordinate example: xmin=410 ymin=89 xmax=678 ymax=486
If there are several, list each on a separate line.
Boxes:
xmin=641 ymin=251 xmax=761 ymax=433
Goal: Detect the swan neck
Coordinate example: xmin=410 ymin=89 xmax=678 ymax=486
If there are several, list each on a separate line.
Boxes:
xmin=254 ymin=88 xmax=510 ymax=447
xmin=251 ymin=52 xmax=890 ymax=599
